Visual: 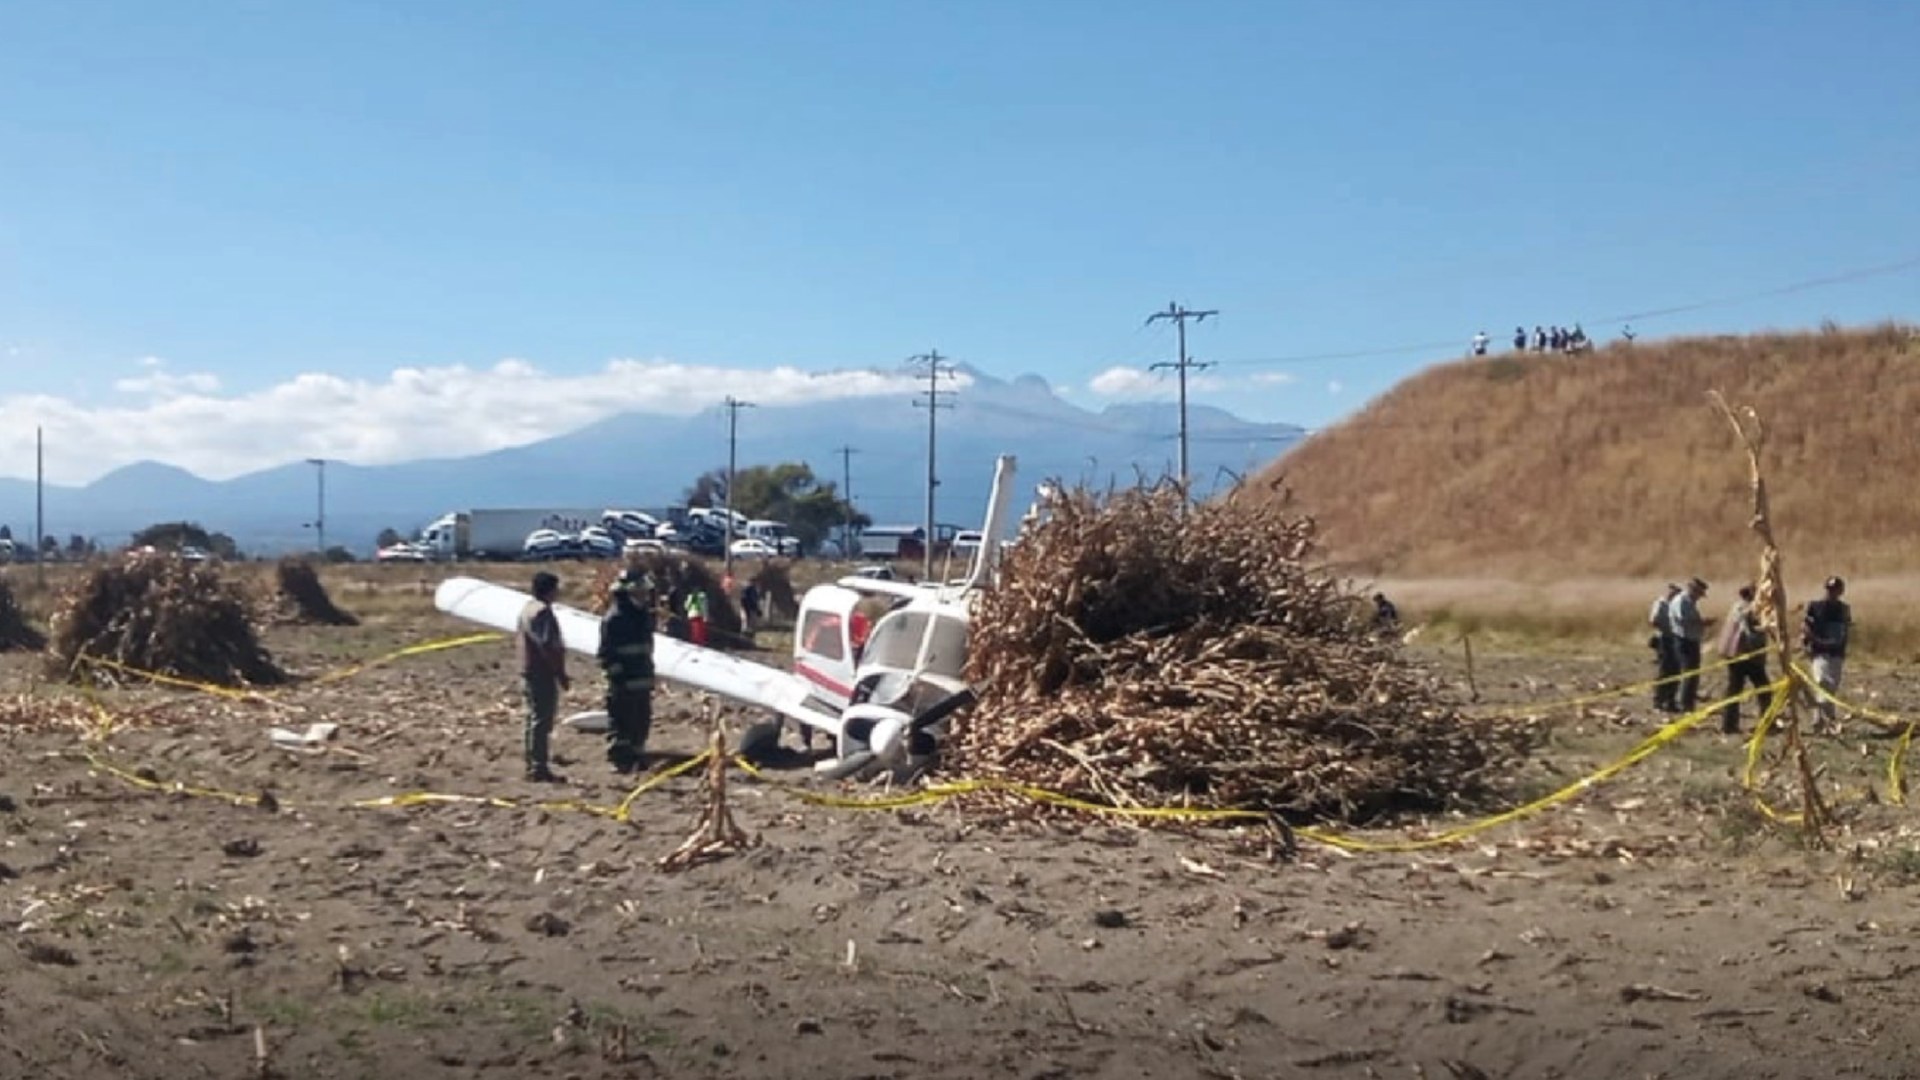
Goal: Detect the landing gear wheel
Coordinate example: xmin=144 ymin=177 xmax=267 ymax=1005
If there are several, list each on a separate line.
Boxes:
xmin=817 ymin=750 xmax=878 ymax=781
xmin=737 ymin=719 xmax=783 ymax=764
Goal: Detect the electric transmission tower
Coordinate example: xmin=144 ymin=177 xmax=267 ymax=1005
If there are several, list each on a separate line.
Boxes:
xmin=1146 ymin=300 xmax=1217 ymax=495
xmin=910 ymin=350 xmax=956 ymax=580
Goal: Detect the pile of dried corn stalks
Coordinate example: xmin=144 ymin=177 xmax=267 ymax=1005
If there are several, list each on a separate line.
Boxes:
xmin=0 ymin=576 xmax=46 ymax=651
xmin=271 ymin=557 xmax=359 ymax=626
xmin=48 ymin=552 xmax=285 ymax=688
xmin=955 ymin=484 xmax=1533 ymax=823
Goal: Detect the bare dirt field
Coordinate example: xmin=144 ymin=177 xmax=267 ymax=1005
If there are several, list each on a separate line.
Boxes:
xmin=6 ymin=570 xmax=1920 ymax=1080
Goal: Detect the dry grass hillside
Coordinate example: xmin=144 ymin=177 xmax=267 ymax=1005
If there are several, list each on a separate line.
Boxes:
xmin=1256 ymin=323 xmax=1920 ymax=583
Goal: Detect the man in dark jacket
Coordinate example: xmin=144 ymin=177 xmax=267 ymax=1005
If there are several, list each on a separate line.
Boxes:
xmin=1802 ymin=576 xmax=1852 ymax=728
xmin=598 ymin=568 xmax=657 ymax=774
xmin=517 ymin=571 xmax=569 ymax=782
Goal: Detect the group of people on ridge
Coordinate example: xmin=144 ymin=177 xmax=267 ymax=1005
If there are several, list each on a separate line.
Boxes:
xmin=1469 ymin=325 xmax=1593 ymax=356
xmin=1647 ymin=575 xmax=1853 ymax=734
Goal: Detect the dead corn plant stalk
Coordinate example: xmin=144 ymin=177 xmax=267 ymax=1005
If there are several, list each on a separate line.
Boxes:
xmin=1709 ymin=391 xmax=1830 ymax=837
xmin=271 ymin=557 xmax=358 ymax=626
xmin=952 ymin=481 xmax=1537 ymax=824
xmin=47 ymin=551 xmax=286 ymax=689
xmin=0 ymin=576 xmax=47 ymax=652
xmin=658 ymin=705 xmax=755 ymax=871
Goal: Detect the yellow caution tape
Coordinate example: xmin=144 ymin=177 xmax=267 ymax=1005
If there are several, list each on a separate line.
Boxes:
xmin=82 ymin=749 xmax=271 ymax=808
xmin=73 ymin=631 xmax=506 ymax=702
xmin=730 ymin=683 xmax=1779 ymax=852
xmin=1786 ymin=661 xmax=1909 ymax=731
xmin=1298 ymin=681 xmax=1784 ymax=852
xmin=1891 ymin=721 xmax=1916 ymax=806
xmin=1740 ymin=688 xmax=1805 ymax=823
xmin=308 ymin=632 xmax=506 ymax=685
xmin=1471 ymin=647 xmax=1768 ymax=720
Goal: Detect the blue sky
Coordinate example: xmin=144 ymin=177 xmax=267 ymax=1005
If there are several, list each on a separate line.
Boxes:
xmin=2 ymin=0 xmax=1916 ymax=482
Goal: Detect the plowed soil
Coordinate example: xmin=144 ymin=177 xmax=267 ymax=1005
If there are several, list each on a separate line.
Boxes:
xmin=5 ymin=596 xmax=1920 ymax=1080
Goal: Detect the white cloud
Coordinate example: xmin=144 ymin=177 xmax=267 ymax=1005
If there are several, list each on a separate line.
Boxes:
xmin=1088 ymin=365 xmax=1227 ymax=398
xmin=1251 ymin=372 xmax=1298 ymax=386
xmin=1088 ymin=365 xmax=1163 ymax=397
xmin=1327 ymin=379 xmax=1345 ymax=395
xmin=0 ymin=357 xmax=938 ymax=484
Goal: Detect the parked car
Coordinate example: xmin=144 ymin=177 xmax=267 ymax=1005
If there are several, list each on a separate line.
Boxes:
xmin=623 ymin=537 xmax=666 ymax=557
xmin=577 ymin=527 xmax=620 ymax=559
xmin=522 ymin=529 xmax=569 ymax=560
xmin=729 ymin=538 xmax=778 ymax=559
xmin=851 ymin=564 xmax=897 ymax=580
xmin=376 ymin=542 xmax=429 ymax=563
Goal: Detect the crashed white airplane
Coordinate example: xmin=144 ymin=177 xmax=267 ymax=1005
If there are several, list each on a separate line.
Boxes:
xmin=433 ymin=454 xmax=1025 ymax=780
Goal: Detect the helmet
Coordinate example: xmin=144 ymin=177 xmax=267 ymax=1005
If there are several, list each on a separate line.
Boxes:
xmin=612 ymin=568 xmax=653 ymax=595
xmin=1825 ymin=576 xmax=1845 ymax=593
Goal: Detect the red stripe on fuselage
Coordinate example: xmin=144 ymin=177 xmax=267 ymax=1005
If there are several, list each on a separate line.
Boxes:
xmin=795 ymin=662 xmax=852 ymax=700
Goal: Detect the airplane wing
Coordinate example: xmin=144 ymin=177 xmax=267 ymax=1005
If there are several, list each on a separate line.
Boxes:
xmin=433 ymin=576 xmax=842 ymax=736
xmin=833 ymin=576 xmax=937 ymax=602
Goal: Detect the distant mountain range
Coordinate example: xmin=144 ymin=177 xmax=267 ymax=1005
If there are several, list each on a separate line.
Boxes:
xmin=0 ymin=365 xmax=1303 ymax=555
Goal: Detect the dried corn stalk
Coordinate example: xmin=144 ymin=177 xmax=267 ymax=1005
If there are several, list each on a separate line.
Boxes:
xmin=48 ymin=552 xmax=285 ymax=688
xmin=0 ymin=577 xmax=46 ymax=652
xmin=953 ymin=482 xmax=1534 ymax=823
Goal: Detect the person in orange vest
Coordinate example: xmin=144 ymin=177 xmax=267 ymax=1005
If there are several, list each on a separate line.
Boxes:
xmin=684 ymin=587 xmax=710 ymax=647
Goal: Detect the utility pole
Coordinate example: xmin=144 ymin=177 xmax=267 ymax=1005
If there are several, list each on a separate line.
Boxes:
xmin=1146 ymin=300 xmax=1218 ymax=495
xmin=910 ymin=350 xmax=956 ymax=581
xmin=35 ymin=426 xmax=44 ymax=587
xmin=835 ymin=445 xmax=859 ymax=559
xmin=722 ymin=396 xmax=755 ymax=572
xmin=306 ymin=458 xmax=328 ymax=557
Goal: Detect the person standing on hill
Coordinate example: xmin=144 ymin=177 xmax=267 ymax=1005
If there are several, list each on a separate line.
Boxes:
xmin=598 ymin=568 xmax=656 ymax=774
xmin=1668 ymin=577 xmax=1711 ymax=712
xmin=1648 ymin=582 xmax=1682 ymax=712
xmin=517 ymin=571 xmax=569 ymax=783
xmin=1717 ymin=584 xmax=1773 ymax=734
xmin=1802 ymin=576 xmax=1852 ymax=728
xmin=1513 ymin=326 xmax=1527 ymax=351
xmin=1471 ymin=331 xmax=1490 ymax=356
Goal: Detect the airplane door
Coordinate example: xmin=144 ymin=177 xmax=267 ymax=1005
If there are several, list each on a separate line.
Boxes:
xmin=793 ymin=585 xmax=861 ymax=710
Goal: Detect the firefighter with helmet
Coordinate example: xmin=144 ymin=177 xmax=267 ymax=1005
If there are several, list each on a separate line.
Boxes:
xmin=598 ymin=568 xmax=657 ymax=774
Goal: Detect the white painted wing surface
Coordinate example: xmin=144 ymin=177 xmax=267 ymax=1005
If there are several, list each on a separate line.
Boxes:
xmin=432 ymin=577 xmax=841 ymax=736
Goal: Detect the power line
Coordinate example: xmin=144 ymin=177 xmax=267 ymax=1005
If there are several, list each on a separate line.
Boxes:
xmin=910 ymin=349 xmax=956 ymax=580
xmin=1145 ymin=300 xmax=1217 ymax=495
xmin=722 ymin=395 xmax=754 ymax=571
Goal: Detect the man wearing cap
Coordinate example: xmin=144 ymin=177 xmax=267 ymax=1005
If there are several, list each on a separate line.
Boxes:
xmin=1648 ymin=582 xmax=1682 ymax=712
xmin=517 ymin=571 xmax=569 ymax=783
xmin=1668 ymin=577 xmax=1711 ymax=712
xmin=1802 ymin=576 xmax=1852 ymax=728
xmin=598 ymin=568 xmax=657 ymax=774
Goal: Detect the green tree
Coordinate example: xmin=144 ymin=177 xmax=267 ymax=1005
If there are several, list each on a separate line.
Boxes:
xmin=129 ymin=522 xmax=239 ymax=559
xmin=131 ymin=521 xmax=214 ymax=551
xmin=683 ymin=463 xmax=868 ymax=552
xmin=375 ymin=527 xmax=404 ymax=549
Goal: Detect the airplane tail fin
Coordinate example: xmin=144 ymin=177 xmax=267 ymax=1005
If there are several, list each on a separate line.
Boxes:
xmin=962 ymin=454 xmax=1017 ymax=591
